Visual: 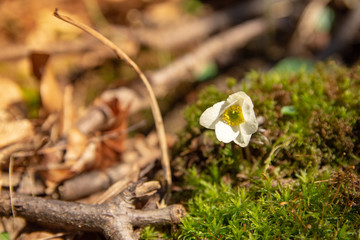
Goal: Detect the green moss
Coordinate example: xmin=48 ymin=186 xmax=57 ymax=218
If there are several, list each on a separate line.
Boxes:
xmin=21 ymin=87 xmax=40 ymax=118
xmin=179 ymin=171 xmax=360 ymax=239
xmin=247 ymin=62 xmax=360 ymax=170
xmin=174 ymin=62 xmax=360 ymax=238
xmin=140 ymin=226 xmax=169 ymax=240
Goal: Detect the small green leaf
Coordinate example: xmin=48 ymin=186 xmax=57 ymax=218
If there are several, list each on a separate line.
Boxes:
xmin=0 ymin=232 xmax=10 ymax=240
xmin=281 ymin=105 xmax=297 ymax=116
xmin=316 ymin=6 xmax=335 ymax=32
xmin=183 ymin=0 xmax=203 ymax=14
xmin=226 ymin=77 xmax=237 ymax=89
xmin=195 ymin=62 xmax=218 ymax=82
xmin=272 ymin=57 xmax=314 ymax=74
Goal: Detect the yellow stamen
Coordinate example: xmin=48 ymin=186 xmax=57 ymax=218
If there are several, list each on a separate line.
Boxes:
xmin=222 ymin=105 xmax=245 ymax=126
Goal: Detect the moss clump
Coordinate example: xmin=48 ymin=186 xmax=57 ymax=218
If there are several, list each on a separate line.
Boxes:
xmin=176 ymin=62 xmax=360 ymax=178
xmin=247 ymin=62 xmax=360 ymax=171
xmin=173 ymin=62 xmax=360 ymax=238
xmin=179 ymin=170 xmax=360 ymax=239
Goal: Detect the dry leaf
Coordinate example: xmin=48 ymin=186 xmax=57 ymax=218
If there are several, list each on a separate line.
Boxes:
xmin=0 ymin=119 xmax=34 ymax=148
xmin=37 ymin=165 xmax=75 ymax=184
xmin=19 ymin=231 xmax=64 ymax=240
xmin=64 ymin=127 xmax=88 ymax=164
xmin=29 ymin=51 xmax=50 ymax=80
xmin=70 ymin=141 xmax=97 ymax=173
xmin=40 ymin=58 xmax=63 ymax=113
xmin=144 ymin=1 xmax=183 ymax=27
xmin=62 ymin=84 xmax=75 ymax=135
xmin=0 ymin=77 xmax=23 ymax=110
xmin=94 ymin=98 xmax=129 ymax=170
xmin=26 ymin=9 xmax=83 ymax=48
xmin=17 ymin=171 xmax=45 ymax=195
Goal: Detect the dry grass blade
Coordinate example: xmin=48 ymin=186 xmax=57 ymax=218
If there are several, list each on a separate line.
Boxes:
xmin=53 ymin=9 xmax=172 ymax=199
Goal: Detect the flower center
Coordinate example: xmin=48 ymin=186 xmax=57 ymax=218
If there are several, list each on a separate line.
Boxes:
xmin=222 ymin=105 xmax=245 ymax=126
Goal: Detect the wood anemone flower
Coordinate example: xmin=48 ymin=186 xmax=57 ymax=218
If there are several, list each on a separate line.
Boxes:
xmin=199 ymin=91 xmax=258 ymax=147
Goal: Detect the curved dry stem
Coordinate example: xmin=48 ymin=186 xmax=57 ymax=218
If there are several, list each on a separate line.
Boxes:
xmin=53 ymin=9 xmax=171 ymax=198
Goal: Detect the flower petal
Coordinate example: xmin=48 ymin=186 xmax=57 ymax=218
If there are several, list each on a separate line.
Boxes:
xmin=227 ymin=91 xmax=253 ymax=107
xmin=200 ymin=101 xmax=226 ymax=129
xmin=242 ymin=99 xmax=255 ymax=120
xmin=241 ymin=121 xmax=258 ymax=135
xmin=234 ymin=131 xmax=252 ymax=147
xmin=215 ymin=121 xmax=239 ymax=143
xmin=240 ymin=94 xmax=258 ymax=134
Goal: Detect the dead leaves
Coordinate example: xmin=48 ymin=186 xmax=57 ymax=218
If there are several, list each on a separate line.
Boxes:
xmin=0 ymin=52 xmax=131 ymax=197
xmin=0 ymin=78 xmax=34 ymax=148
xmin=37 ymin=96 xmax=129 ymax=185
xmin=0 ymin=120 xmax=34 ymax=149
xmin=0 ymin=77 xmax=24 ymax=110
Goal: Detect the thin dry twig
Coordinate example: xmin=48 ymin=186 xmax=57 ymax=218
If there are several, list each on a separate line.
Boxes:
xmin=53 ymin=9 xmax=172 ymax=199
xmin=8 ymin=156 xmax=16 ymax=225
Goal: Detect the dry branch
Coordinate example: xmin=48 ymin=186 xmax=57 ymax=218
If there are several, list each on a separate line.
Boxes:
xmin=150 ymin=18 xmax=267 ymax=91
xmin=130 ymin=0 xmax=270 ymax=50
xmin=59 ymin=143 xmax=159 ymax=201
xmin=0 ymin=181 xmax=185 ymax=240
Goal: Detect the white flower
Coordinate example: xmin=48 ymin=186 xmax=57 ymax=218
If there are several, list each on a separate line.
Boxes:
xmin=199 ymin=91 xmax=258 ymax=147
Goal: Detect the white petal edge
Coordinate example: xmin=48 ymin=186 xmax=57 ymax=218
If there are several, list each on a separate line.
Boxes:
xmin=199 ymin=101 xmax=225 ymax=129
xmin=234 ymin=131 xmax=252 ymax=147
xmin=240 ymin=94 xmax=258 ymax=135
xmin=215 ymin=121 xmax=239 ymax=143
xmin=241 ymin=116 xmax=258 ymax=135
xmin=227 ymin=91 xmax=254 ymax=107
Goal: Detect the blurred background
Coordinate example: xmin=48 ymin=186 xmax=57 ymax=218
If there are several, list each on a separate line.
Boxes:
xmin=1 ymin=0 xmax=359 ymax=110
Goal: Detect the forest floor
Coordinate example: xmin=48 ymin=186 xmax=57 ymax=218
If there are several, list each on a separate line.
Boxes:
xmin=0 ymin=0 xmax=360 ymax=239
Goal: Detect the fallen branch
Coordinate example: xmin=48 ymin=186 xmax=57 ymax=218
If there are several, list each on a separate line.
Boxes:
xmin=149 ymin=18 xmax=267 ymax=91
xmin=130 ymin=0 xmax=271 ymax=50
xmin=0 ymin=181 xmax=185 ymax=240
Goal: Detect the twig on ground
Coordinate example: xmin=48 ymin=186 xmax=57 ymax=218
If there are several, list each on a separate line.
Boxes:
xmin=130 ymin=0 xmax=270 ymax=50
xmin=53 ymin=9 xmax=172 ymax=199
xmin=0 ymin=36 xmax=99 ymax=62
xmin=149 ymin=18 xmax=267 ymax=91
xmin=0 ymin=181 xmax=185 ymax=240
xmin=59 ymin=142 xmax=159 ymax=202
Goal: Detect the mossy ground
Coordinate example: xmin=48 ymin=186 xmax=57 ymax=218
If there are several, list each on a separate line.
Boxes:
xmin=162 ymin=62 xmax=360 ymax=239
